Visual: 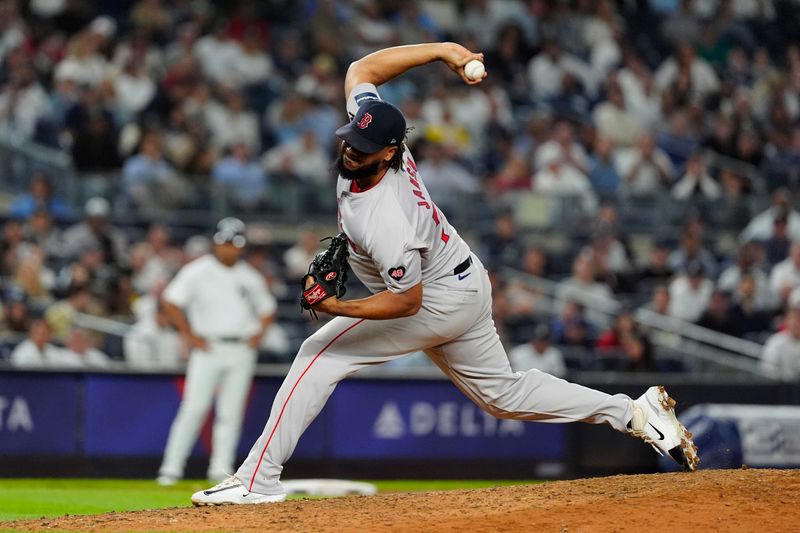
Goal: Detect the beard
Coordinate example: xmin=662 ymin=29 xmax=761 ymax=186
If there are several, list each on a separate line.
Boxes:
xmin=334 ymin=152 xmax=382 ymax=181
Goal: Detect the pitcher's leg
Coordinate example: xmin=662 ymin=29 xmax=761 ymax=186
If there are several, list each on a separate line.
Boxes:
xmin=159 ymin=351 xmax=223 ymax=478
xmin=208 ymin=345 xmax=257 ymax=481
xmin=429 ymin=329 xmax=632 ymax=431
xmin=426 ymin=267 xmax=632 ymax=431
xmin=236 ymin=311 xmax=457 ymax=495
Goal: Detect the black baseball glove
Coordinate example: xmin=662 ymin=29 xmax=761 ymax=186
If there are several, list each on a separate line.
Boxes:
xmin=300 ymin=233 xmax=350 ymax=319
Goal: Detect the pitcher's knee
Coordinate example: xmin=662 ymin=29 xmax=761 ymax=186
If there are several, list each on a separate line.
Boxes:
xmin=298 ymin=336 xmax=328 ymax=359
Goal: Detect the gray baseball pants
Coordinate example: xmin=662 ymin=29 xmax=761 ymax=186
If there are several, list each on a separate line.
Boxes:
xmin=236 ymin=255 xmax=632 ymax=495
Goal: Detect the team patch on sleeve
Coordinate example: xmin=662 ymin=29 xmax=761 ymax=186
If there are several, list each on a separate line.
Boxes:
xmin=388 ymin=266 xmax=406 ymax=280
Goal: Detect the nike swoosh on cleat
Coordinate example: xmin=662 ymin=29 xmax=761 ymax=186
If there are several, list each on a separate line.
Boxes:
xmin=203 ymin=486 xmax=239 ymax=496
xmin=458 ymin=272 xmax=471 ymax=280
xmin=649 ymin=423 xmax=665 ymax=440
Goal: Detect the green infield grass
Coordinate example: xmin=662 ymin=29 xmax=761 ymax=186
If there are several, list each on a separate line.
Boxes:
xmin=0 ymin=479 xmax=540 ymax=522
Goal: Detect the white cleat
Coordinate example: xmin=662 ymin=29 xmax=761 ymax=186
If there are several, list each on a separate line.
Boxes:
xmin=191 ymin=475 xmax=286 ymax=506
xmin=629 ymin=386 xmax=700 ymax=472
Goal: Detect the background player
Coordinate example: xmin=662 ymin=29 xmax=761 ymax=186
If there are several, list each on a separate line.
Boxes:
xmin=156 ymin=217 xmax=277 ymax=486
xmin=191 ymin=42 xmax=698 ymax=505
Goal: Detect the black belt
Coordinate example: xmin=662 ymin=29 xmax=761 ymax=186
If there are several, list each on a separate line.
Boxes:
xmin=453 ymin=257 xmax=472 ymax=276
xmin=214 ymin=336 xmax=246 ymax=343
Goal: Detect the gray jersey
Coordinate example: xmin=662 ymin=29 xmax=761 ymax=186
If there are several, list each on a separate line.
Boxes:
xmin=337 ymin=83 xmax=471 ymax=294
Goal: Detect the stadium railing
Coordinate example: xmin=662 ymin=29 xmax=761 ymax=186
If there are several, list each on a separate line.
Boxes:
xmin=501 ymin=266 xmax=769 ymax=377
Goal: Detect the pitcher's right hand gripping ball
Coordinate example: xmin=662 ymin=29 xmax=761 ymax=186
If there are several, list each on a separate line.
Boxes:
xmin=300 ymin=233 xmax=350 ymax=319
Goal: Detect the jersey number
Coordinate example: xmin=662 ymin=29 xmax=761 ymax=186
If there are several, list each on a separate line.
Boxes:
xmin=407 ymin=157 xmax=449 ymax=244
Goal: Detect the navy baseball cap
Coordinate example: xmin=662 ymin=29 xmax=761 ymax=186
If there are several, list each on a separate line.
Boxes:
xmin=335 ymin=100 xmax=406 ymax=154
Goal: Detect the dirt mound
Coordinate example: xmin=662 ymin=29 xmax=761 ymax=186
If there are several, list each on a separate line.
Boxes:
xmin=9 ymin=469 xmax=800 ymax=532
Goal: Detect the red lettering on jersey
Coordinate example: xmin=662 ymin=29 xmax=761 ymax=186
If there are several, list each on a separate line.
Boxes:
xmin=409 ymin=178 xmax=420 ymax=189
xmin=432 ymin=207 xmax=440 ymax=225
xmin=441 ymin=229 xmax=450 ymax=243
xmin=406 ymin=157 xmax=417 ymax=173
xmin=412 ymin=190 xmax=426 ymax=200
xmin=417 ymin=201 xmax=430 ymax=209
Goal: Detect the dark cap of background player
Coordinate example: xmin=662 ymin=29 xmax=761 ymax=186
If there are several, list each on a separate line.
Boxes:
xmin=335 ymin=100 xmax=406 ymax=154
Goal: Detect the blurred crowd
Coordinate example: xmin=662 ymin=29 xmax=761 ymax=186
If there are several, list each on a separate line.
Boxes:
xmin=2 ymin=0 xmax=800 ymax=379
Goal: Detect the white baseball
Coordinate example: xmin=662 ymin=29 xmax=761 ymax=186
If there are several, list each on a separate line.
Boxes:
xmin=464 ymin=59 xmax=485 ymax=81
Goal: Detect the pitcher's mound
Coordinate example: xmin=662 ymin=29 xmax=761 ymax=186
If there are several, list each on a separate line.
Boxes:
xmin=10 ymin=469 xmax=800 ymax=532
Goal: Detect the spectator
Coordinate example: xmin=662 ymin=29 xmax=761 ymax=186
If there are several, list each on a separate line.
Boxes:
xmin=696 ymin=289 xmax=737 ymax=335
xmin=122 ymin=133 xmax=189 ymax=210
xmin=416 ymin=140 xmax=479 ymax=202
xmin=44 ymin=282 xmax=95 ymax=343
xmin=61 ymin=327 xmax=112 ymax=367
xmin=283 ymin=228 xmax=322 ymax=280
xmin=112 ymin=56 xmax=156 ymax=123
xmin=0 ymin=218 xmax=25 ymax=277
xmin=0 ymin=63 xmax=52 ymax=142
xmin=619 ymin=331 xmax=657 ymax=372
xmin=193 ymin=21 xmax=243 ymax=85
xmin=0 ymin=290 xmax=30 ymax=341
xmin=206 ymin=90 xmax=261 ymax=153
xmin=729 ymin=274 xmax=774 ymax=337
xmin=261 ymin=127 xmax=329 ymax=186
xmin=592 ymin=77 xmax=644 ymax=147
xmin=582 ymin=228 xmax=633 ymax=293
xmin=760 ymin=289 xmax=800 ymax=380
xmin=596 ymin=306 xmax=639 ymax=353
xmin=489 ymin=155 xmax=531 ymax=195
xmin=587 ymin=137 xmax=621 ymax=197
xmin=641 ymin=284 xmax=671 ymax=315
xmin=667 ymin=260 xmax=713 ymax=322
xmin=481 ymin=210 xmax=524 ymax=269
xmin=11 ymin=246 xmax=54 ymax=310
xmin=667 ymin=228 xmax=718 ymax=278
xmin=718 ymin=244 xmax=772 ymax=311
xmin=769 ymin=243 xmax=800 ymax=307
xmin=654 ymin=42 xmax=720 ymax=102
xmin=507 ymin=324 xmax=567 ymax=377
xmin=763 ymin=213 xmax=792 ymax=267
xmin=124 ymin=301 xmax=183 ymax=369
xmin=672 ymin=151 xmax=721 ymax=200
xmin=528 ymin=39 xmax=594 ymax=101
xmin=614 ymin=134 xmax=674 ymax=196
xmin=534 ymin=120 xmax=590 ymax=174
xmin=533 ymin=144 xmax=598 ymax=215
xmin=67 ymin=85 xmax=121 ymax=173
xmin=129 ymin=242 xmax=171 ymax=296
xmin=740 ymin=188 xmax=800 ymax=243
xmin=556 ymin=253 xmax=616 ymax=325
xmin=23 ymin=209 xmax=64 ymax=261
xmin=61 ymin=197 xmax=128 ymax=265
xmin=551 ymin=300 xmax=595 ymax=349
xmin=211 ymin=142 xmax=269 ymax=210
xmin=638 ymin=238 xmax=675 ymax=291
xmin=10 ymin=319 xmax=64 ymax=368
xmin=9 ymin=173 xmax=72 ymax=221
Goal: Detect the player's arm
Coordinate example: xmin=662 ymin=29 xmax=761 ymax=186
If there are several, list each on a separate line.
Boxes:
xmin=312 ymin=282 xmax=423 ymax=320
xmin=344 ymin=42 xmax=485 ymax=97
xmin=162 ymin=300 xmax=208 ymax=351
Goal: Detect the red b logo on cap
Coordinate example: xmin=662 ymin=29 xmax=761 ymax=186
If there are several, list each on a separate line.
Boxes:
xmin=358 ymin=113 xmax=372 ymax=129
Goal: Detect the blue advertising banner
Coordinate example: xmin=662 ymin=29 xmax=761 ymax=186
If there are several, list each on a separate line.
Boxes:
xmin=83 ymin=374 xmax=326 ymax=458
xmin=0 ymin=373 xmax=79 ymax=455
xmin=328 ymin=380 xmax=566 ymax=459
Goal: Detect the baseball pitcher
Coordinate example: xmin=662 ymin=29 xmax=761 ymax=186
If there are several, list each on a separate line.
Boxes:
xmin=191 ymin=43 xmax=698 ymax=505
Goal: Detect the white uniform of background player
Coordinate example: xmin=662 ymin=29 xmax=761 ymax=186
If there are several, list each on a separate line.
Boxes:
xmin=192 ymin=43 xmax=697 ymax=505
xmin=157 ymin=218 xmax=277 ymax=485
